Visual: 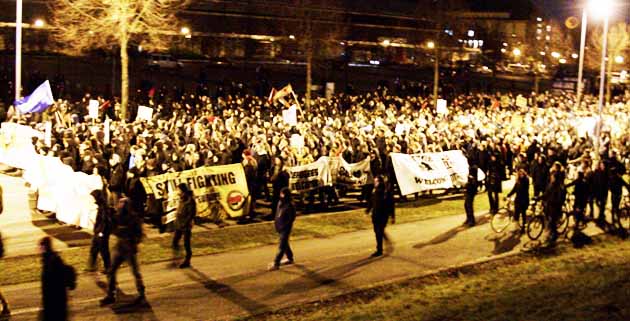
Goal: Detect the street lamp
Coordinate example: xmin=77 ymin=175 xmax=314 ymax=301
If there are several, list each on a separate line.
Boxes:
xmin=615 ymin=55 xmax=624 ymax=64
xmin=426 ymin=41 xmax=435 ymax=49
xmin=180 ymin=26 xmax=190 ymax=35
xmin=551 ymin=51 xmax=561 ymax=59
xmin=33 ymin=18 xmax=45 ymax=28
xmin=512 ymin=48 xmax=522 ymax=57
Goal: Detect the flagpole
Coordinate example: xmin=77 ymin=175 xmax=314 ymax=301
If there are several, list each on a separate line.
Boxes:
xmin=15 ymin=0 xmax=23 ymax=103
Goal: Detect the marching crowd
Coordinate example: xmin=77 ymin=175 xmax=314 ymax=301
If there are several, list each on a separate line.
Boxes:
xmin=1 ymin=84 xmax=630 ymax=318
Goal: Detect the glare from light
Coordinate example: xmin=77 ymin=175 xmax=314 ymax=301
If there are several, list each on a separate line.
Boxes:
xmin=34 ymin=19 xmax=45 ymax=28
xmin=540 ymin=51 xmax=546 ymax=56
xmin=502 ymin=42 xmax=508 ymax=47
xmin=427 ymin=41 xmax=435 ymax=49
xmin=551 ymin=52 xmax=561 ymax=58
xmin=588 ymin=0 xmax=614 ymax=19
xmin=537 ymin=17 xmax=543 ymax=22
xmin=289 ymin=35 xmax=295 ymax=40
xmin=615 ymin=55 xmax=624 ymax=64
xmin=382 ymin=39 xmax=391 ymax=46
xmin=559 ymin=58 xmax=567 ymax=64
xmin=571 ymin=53 xmax=579 ymax=59
xmin=501 ymin=48 xmax=507 ymax=53
xmin=180 ymin=27 xmax=190 ymax=35
xmin=467 ymin=30 xmax=475 ymax=37
xmin=512 ymin=48 xmax=522 ymax=57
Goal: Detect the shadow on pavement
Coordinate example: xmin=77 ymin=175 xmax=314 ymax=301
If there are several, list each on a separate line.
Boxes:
xmin=486 ymin=230 xmax=523 ymax=255
xmin=31 ymin=215 xmax=92 ymax=248
xmin=184 ymin=267 xmax=269 ymax=314
xmin=413 ymin=215 xmax=490 ymax=250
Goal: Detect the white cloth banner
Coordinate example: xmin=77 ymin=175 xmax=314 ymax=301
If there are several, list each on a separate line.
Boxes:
xmin=288 ymin=157 xmax=331 ymax=192
xmin=329 ymin=156 xmax=372 ymax=187
xmin=391 ymin=150 xmax=479 ymax=195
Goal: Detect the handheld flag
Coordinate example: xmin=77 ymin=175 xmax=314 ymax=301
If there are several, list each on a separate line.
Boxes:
xmin=14 ymin=80 xmax=55 ymax=113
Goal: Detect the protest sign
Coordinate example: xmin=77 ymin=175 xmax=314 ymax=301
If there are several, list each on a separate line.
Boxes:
xmin=141 ymin=163 xmax=250 ymax=221
xmin=88 ymin=100 xmax=99 ymax=119
xmin=500 ymin=95 xmax=511 ymax=108
xmin=104 ymin=118 xmax=111 ymax=144
xmin=282 ymin=105 xmax=298 ymax=126
xmin=391 ymin=150 xmax=481 ymax=195
xmin=290 ymin=134 xmax=304 ymax=149
xmin=516 ymin=95 xmax=528 ymax=108
xmin=136 ymin=105 xmax=153 ymax=122
xmin=436 ymin=99 xmax=448 ymax=114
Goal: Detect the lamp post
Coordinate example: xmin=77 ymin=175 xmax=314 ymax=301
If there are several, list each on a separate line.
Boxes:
xmin=15 ymin=0 xmax=22 ymax=102
xmin=576 ymin=10 xmax=587 ymax=108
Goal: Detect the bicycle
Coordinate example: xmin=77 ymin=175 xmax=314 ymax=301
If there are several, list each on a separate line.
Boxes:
xmin=490 ymin=197 xmax=517 ymax=233
xmin=617 ymin=194 xmax=630 ymax=231
xmin=526 ymin=197 xmax=570 ymax=241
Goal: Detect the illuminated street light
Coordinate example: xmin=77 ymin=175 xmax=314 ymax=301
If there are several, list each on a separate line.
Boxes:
xmin=571 ymin=53 xmax=579 ymax=59
xmin=33 ymin=18 xmax=45 ymax=28
xmin=289 ymin=34 xmax=295 ymax=40
xmin=467 ymin=30 xmax=475 ymax=37
xmin=180 ymin=26 xmax=190 ymax=35
xmin=615 ymin=55 xmax=624 ymax=64
xmin=551 ymin=52 xmax=561 ymax=59
xmin=502 ymin=42 xmax=508 ymax=47
xmin=426 ymin=41 xmax=435 ymax=49
xmin=588 ymin=0 xmax=615 ymax=19
xmin=382 ymin=39 xmax=391 ymax=46
xmin=500 ymin=48 xmax=507 ymax=53
xmin=512 ymin=48 xmax=521 ymax=57
xmin=559 ymin=58 xmax=567 ymax=64
xmin=540 ymin=51 xmax=546 ymax=56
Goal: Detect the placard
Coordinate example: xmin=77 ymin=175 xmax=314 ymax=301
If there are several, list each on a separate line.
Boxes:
xmin=136 ymin=105 xmax=154 ymax=122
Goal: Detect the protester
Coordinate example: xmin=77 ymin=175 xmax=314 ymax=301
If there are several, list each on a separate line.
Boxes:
xmin=366 ymin=175 xmax=395 ymax=257
xmin=507 ymin=168 xmax=530 ymax=233
xmin=40 ymin=236 xmax=74 ymax=321
xmin=173 ymin=183 xmax=197 ymax=269
xmin=464 ymin=165 xmax=478 ymax=227
xmin=270 ymin=156 xmax=289 ymax=217
xmin=540 ymin=170 xmax=567 ymax=246
xmin=101 ymin=197 xmax=146 ymax=306
xmin=86 ymin=190 xmax=112 ymax=274
xmin=268 ymin=187 xmax=296 ymax=271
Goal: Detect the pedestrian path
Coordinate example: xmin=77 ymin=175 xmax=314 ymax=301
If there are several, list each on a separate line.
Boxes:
xmin=3 ymin=206 xmax=605 ymax=321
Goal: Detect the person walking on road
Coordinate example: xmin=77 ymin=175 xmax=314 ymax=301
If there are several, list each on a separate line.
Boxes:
xmin=506 ymin=168 xmax=530 ymax=233
xmin=172 ymin=183 xmax=197 ymax=269
xmin=270 ymin=157 xmax=289 ymax=217
xmin=464 ymin=165 xmax=478 ymax=226
xmin=366 ymin=175 xmax=395 ymax=257
xmin=100 ymin=198 xmax=146 ymax=306
xmin=86 ymin=190 xmax=112 ymax=274
xmin=268 ymin=187 xmax=296 ymax=271
xmin=40 ymin=236 xmax=75 ymax=321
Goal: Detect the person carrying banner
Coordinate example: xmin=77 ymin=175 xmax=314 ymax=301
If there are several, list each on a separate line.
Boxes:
xmin=86 ymin=190 xmax=112 ymax=274
xmin=366 ymin=175 xmax=395 ymax=257
xmin=268 ymin=187 xmax=296 ymax=271
xmin=172 ymin=183 xmax=197 ymax=269
xmin=100 ymin=198 xmax=146 ymax=306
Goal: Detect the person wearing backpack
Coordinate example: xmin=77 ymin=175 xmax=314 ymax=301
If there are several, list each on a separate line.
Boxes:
xmin=86 ymin=190 xmax=112 ymax=274
xmin=40 ymin=236 xmax=75 ymax=321
xmin=100 ymin=197 xmax=146 ymax=306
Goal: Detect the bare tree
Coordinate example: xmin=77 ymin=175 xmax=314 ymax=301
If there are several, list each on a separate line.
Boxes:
xmin=50 ymin=0 xmax=188 ymax=119
xmin=586 ymin=22 xmax=630 ymax=104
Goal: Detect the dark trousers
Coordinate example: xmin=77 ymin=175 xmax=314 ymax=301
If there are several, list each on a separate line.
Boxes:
xmin=107 ymin=242 xmax=145 ymax=297
xmin=172 ymin=229 xmax=192 ymax=262
xmin=596 ymin=193 xmax=608 ymax=221
xmin=611 ymin=192 xmax=622 ymax=224
xmin=487 ymin=190 xmax=499 ymax=214
xmin=88 ymin=235 xmax=111 ymax=271
xmin=514 ymin=203 xmax=527 ymax=228
xmin=372 ymin=218 xmax=388 ymax=253
xmin=587 ymin=196 xmax=595 ymax=218
xmin=274 ymin=231 xmax=293 ymax=266
xmin=464 ymin=192 xmax=475 ymax=224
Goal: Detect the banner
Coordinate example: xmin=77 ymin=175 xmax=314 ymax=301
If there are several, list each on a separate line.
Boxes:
xmin=391 ymin=150 xmax=479 ymax=195
xmin=287 ymin=157 xmax=331 ymax=192
xmin=141 ymin=164 xmax=249 ymax=221
xmin=329 ymin=156 xmax=372 ymax=187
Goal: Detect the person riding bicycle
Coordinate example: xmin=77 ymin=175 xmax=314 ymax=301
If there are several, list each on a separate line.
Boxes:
xmin=506 ymin=168 xmax=529 ymax=233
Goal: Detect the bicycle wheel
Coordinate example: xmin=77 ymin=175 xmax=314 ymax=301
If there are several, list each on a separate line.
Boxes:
xmin=527 ymin=215 xmax=545 ymax=240
xmin=491 ymin=208 xmax=512 ymax=233
xmin=619 ymin=208 xmax=630 ymax=231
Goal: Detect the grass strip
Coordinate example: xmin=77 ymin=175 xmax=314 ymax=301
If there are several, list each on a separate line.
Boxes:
xmin=248 ymin=234 xmax=630 ymax=321
xmin=0 ymin=191 xmax=497 ymax=286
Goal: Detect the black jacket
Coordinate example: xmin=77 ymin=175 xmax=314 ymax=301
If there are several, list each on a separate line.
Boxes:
xmin=274 ymin=200 xmax=296 ymax=234
xmin=530 ymin=161 xmax=549 ymax=189
xmin=367 ymin=184 xmax=395 ymax=223
xmin=41 ymin=251 xmax=69 ymax=321
xmin=175 ymin=195 xmax=197 ymax=231
xmin=93 ymin=204 xmax=113 ymax=237
xmin=508 ymin=175 xmax=530 ymax=207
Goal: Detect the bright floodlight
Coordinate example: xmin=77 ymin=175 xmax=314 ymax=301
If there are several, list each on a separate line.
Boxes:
xmin=289 ymin=34 xmax=295 ymax=40
xmin=615 ymin=55 xmax=624 ymax=64
xmin=426 ymin=41 xmax=435 ymax=49
xmin=382 ymin=39 xmax=391 ymax=46
xmin=180 ymin=26 xmax=190 ymax=35
xmin=512 ymin=48 xmax=521 ymax=56
xmin=572 ymin=53 xmax=579 ymax=59
xmin=559 ymin=58 xmax=567 ymax=64
xmin=551 ymin=51 xmax=561 ymax=58
xmin=34 ymin=19 xmax=45 ymax=28
xmin=588 ymin=0 xmax=614 ymax=19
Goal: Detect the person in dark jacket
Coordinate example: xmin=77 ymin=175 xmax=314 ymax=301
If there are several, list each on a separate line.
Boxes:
xmin=530 ymin=154 xmax=549 ymax=198
xmin=541 ymin=171 xmax=566 ymax=246
xmin=172 ymin=183 xmax=197 ymax=269
xmin=486 ymin=153 xmax=503 ymax=214
xmin=507 ymin=168 xmax=530 ymax=233
xmin=268 ymin=187 xmax=296 ymax=271
xmin=366 ymin=175 xmax=395 ymax=257
xmin=242 ymin=150 xmax=258 ymax=218
xmin=607 ymin=151 xmax=626 ymax=226
xmin=100 ymin=198 xmax=146 ymax=306
xmin=464 ymin=165 xmax=478 ymax=226
xmin=565 ymin=169 xmax=589 ymax=225
xmin=87 ymin=190 xmax=112 ymax=273
xmin=592 ymin=161 xmax=609 ymax=224
xmin=39 ymin=236 xmax=71 ymax=321
xmin=270 ymin=157 xmax=290 ymax=217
